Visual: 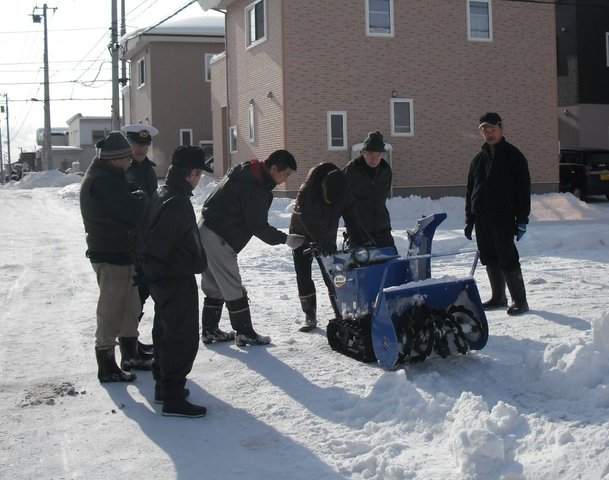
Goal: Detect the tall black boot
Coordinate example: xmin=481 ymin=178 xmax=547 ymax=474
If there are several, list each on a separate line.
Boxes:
xmin=299 ymin=294 xmax=317 ymax=332
xmin=226 ymin=296 xmax=270 ymax=346
xmin=96 ymin=347 xmax=137 ymax=383
xmin=201 ymin=297 xmax=235 ymax=344
xmin=483 ymin=266 xmax=507 ymax=310
xmin=503 ymin=266 xmax=529 ymax=315
xmin=119 ymin=336 xmax=154 ymax=371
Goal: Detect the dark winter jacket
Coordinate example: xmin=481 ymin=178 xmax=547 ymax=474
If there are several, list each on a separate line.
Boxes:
xmin=289 ymin=163 xmax=364 ymax=246
xmin=465 ymin=137 xmax=531 ymax=225
xmin=201 ymin=159 xmax=287 ymax=253
xmin=80 ymin=158 xmax=148 ymax=264
xmin=125 ymin=157 xmax=158 ymax=197
xmin=141 ymin=166 xmax=207 ymax=283
xmin=343 ymin=156 xmax=393 ymax=244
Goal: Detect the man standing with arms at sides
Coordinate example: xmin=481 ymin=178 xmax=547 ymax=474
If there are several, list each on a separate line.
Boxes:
xmin=344 ymin=130 xmax=395 ymax=250
xmin=464 ymin=112 xmax=531 ymax=316
xmin=80 ymin=131 xmax=150 ymax=383
xmin=141 ymin=146 xmax=208 ymax=418
xmin=198 ymin=149 xmax=304 ymax=346
xmin=122 ymin=123 xmax=159 ymax=359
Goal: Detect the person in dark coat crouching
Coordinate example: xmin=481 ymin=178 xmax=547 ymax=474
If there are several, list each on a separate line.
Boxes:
xmin=141 ymin=146 xmax=208 ymax=418
xmin=80 ymin=131 xmax=150 ymax=383
xmin=464 ymin=112 xmax=531 ymax=316
xmin=289 ymin=163 xmax=365 ymax=332
xmin=199 ymin=150 xmax=304 ymax=347
xmin=343 ymin=130 xmax=395 ymax=249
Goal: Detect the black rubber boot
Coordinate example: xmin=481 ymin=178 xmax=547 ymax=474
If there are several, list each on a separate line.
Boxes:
xmin=201 ymin=297 xmax=234 ymax=344
xmin=503 ymin=266 xmax=529 ymax=315
xmin=482 ymin=266 xmax=507 ymax=310
xmin=96 ymin=347 xmax=136 ymax=383
xmin=119 ymin=337 xmax=154 ymax=371
xmin=299 ymin=294 xmax=317 ymax=332
xmin=227 ymin=297 xmax=270 ymax=346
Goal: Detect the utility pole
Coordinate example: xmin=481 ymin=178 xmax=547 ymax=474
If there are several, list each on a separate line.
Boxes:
xmin=110 ymin=0 xmax=120 ymax=130
xmin=0 ymin=123 xmax=4 ymax=183
xmin=2 ymin=94 xmax=12 ymax=176
xmin=120 ymin=0 xmax=127 ymax=126
xmin=33 ymin=4 xmax=56 ymax=170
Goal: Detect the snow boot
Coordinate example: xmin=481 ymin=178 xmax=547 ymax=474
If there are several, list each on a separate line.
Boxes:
xmin=96 ymin=347 xmax=137 ymax=383
xmin=482 ymin=266 xmax=507 ymax=310
xmin=227 ymin=296 xmax=271 ymax=346
xmin=137 ymin=340 xmax=154 ymax=360
xmin=299 ymin=294 xmax=318 ymax=332
xmin=503 ymin=266 xmax=529 ymax=315
xmin=201 ymin=297 xmax=235 ymax=344
xmin=162 ymin=399 xmax=207 ymax=418
xmin=119 ymin=336 xmax=154 ymax=371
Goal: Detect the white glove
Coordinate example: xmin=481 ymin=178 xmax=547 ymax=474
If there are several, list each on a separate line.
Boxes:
xmin=285 ymin=234 xmax=305 ymax=249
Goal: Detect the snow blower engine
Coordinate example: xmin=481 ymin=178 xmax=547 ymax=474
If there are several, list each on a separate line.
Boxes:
xmin=316 ymin=213 xmax=489 ymax=369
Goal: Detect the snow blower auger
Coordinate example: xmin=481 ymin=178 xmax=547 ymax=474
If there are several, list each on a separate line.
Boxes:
xmin=319 ymin=213 xmax=489 ymax=369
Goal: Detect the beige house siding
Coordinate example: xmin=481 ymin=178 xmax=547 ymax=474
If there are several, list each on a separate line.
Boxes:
xmin=213 ymin=0 xmax=558 ymax=197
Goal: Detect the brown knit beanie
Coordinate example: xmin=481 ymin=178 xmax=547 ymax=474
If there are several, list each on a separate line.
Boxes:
xmin=96 ymin=131 xmax=132 ymax=161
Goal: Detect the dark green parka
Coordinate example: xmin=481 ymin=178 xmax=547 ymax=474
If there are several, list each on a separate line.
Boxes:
xmin=343 ymin=156 xmax=393 ymax=246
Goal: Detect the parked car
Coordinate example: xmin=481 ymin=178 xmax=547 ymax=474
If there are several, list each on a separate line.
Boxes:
xmin=559 ymin=148 xmax=609 ymax=201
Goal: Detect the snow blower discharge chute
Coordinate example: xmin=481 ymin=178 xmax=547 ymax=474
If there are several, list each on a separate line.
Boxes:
xmin=315 ymin=213 xmax=489 ymax=369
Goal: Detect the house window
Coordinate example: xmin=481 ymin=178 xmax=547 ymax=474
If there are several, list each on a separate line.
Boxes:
xmin=229 ymin=126 xmax=238 ymax=152
xmin=137 ymin=58 xmax=146 ymax=87
xmin=467 ymin=0 xmax=492 ymax=42
xmin=390 ymin=98 xmax=414 ymax=136
xmin=327 ymin=111 xmax=347 ymax=150
xmin=246 ymin=0 xmax=266 ymax=47
xmin=366 ymin=0 xmax=393 ymax=37
xmin=248 ymin=102 xmax=255 ymax=143
xmin=606 ymin=32 xmax=609 ymax=67
xmin=180 ymin=129 xmax=193 ymax=146
xmin=205 ymin=53 xmax=214 ymax=82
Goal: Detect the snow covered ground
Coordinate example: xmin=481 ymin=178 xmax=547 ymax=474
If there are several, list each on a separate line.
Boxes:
xmin=1 ymin=170 xmax=608 ymax=480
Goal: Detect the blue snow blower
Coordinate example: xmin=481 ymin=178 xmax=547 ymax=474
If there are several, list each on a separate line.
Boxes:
xmin=318 ymin=213 xmax=488 ymax=369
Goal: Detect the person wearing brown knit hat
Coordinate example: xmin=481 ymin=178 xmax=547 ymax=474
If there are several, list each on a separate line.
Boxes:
xmin=140 ymin=145 xmax=208 ymax=417
xmin=80 ymin=131 xmax=151 ymax=383
xmin=343 ymin=130 xmax=395 ymax=249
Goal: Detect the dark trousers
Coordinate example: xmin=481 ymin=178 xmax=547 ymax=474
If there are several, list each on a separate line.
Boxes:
xmin=150 ymin=276 xmax=200 ymax=402
xmin=475 ymin=215 xmax=520 ymax=269
xmin=292 ymin=244 xmax=335 ymax=297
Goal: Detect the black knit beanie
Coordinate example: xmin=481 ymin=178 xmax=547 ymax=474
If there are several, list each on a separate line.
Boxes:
xmin=362 ymin=130 xmax=386 ymax=152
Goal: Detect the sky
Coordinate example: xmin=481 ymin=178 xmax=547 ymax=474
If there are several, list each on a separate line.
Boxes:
xmin=1 ymin=173 xmax=609 ymax=479
xmin=0 ymin=0 xmax=216 ymax=164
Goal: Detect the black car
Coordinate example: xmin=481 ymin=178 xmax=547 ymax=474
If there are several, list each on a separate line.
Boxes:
xmin=559 ymin=148 xmax=609 ymax=201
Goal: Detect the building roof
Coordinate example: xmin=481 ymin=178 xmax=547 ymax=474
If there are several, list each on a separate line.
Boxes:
xmin=120 ymin=14 xmax=225 ymax=54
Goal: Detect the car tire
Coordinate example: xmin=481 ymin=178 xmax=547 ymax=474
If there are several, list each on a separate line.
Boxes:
xmin=573 ymin=187 xmax=587 ymax=202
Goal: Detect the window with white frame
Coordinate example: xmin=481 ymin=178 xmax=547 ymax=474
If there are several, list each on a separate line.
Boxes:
xmin=366 ymin=0 xmax=393 ymax=37
xmin=204 ymin=53 xmax=214 ymax=82
xmin=390 ymin=98 xmax=414 ymax=136
xmin=248 ymin=101 xmax=255 ymax=143
xmin=327 ymin=111 xmax=347 ymax=150
xmin=180 ymin=129 xmax=193 ymax=146
xmin=467 ymin=0 xmax=492 ymax=42
xmin=229 ymin=126 xmax=238 ymax=152
xmin=606 ymin=32 xmax=609 ymax=67
xmin=246 ymin=0 xmax=266 ymax=47
xmin=137 ymin=58 xmax=146 ymax=87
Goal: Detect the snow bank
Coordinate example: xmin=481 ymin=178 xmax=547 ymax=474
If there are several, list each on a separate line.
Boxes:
xmin=2 ymin=170 xmax=83 ymax=189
